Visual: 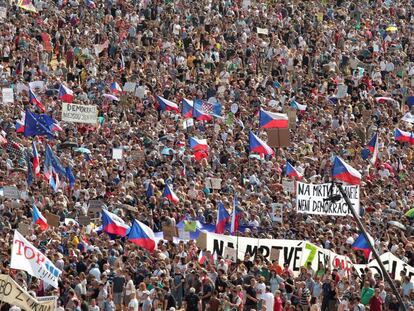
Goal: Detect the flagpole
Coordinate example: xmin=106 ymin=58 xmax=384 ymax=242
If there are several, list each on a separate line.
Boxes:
xmin=335 ymin=183 xmax=406 ymax=311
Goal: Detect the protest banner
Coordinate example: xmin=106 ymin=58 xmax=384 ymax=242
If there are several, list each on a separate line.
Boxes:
xmin=257 ymin=27 xmax=269 ymax=35
xmin=336 ymin=84 xmax=348 ymax=99
xmin=178 ymin=228 xmax=190 ymax=240
xmin=112 ymin=148 xmax=123 ymax=159
xmin=61 ymin=103 xmax=98 ymax=124
xmin=2 ymin=88 xmax=14 ymax=104
xmin=78 ymin=216 xmax=91 ymax=226
xmin=10 ymin=231 xmax=62 ymax=288
xmin=3 ymin=186 xmax=20 ymax=199
xmin=223 ymin=247 xmax=237 ymax=262
xmin=267 ymin=128 xmax=290 ymax=147
xmin=88 ymin=200 xmax=103 ymax=218
xmin=355 ymin=252 xmax=414 ymax=281
xmin=203 ymin=232 xmax=354 ymax=276
xmin=0 ymin=274 xmax=56 ymax=311
xmin=205 ymin=178 xmax=222 ymax=190
xmin=123 ymin=82 xmax=136 ymax=93
xmin=296 ymin=182 xmax=360 ymax=216
xmin=162 ymin=224 xmax=177 ymax=242
xmin=17 ymin=222 xmax=30 ymax=236
xmin=29 ymin=81 xmax=45 ymax=92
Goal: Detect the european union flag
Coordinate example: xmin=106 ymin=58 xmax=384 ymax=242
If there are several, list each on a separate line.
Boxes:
xmin=24 ymin=110 xmax=55 ymax=139
xmin=65 ymin=166 xmax=76 ymax=188
xmin=45 ymin=144 xmax=66 ymax=176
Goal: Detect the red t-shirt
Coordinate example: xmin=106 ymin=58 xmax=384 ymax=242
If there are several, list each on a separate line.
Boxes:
xmin=369 ymin=295 xmax=383 ymax=311
xmin=274 ymin=296 xmax=283 ymax=311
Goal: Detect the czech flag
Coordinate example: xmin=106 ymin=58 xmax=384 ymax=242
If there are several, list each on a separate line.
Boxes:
xmin=127 ymin=219 xmax=156 ymax=252
xmin=290 ymin=100 xmax=307 ymax=112
xmin=157 ymin=96 xmax=179 ymax=113
xmin=189 ymin=137 xmax=209 ymax=151
xmin=249 ymin=132 xmax=274 ymax=156
xmin=285 ymin=162 xmax=303 ymax=179
xmin=332 ymin=156 xmax=361 ymax=185
xmin=367 ymin=133 xmax=379 ymax=165
xmin=259 ymin=109 xmax=289 ymax=129
xmin=58 ymin=84 xmax=74 ymax=103
xmin=394 ymin=128 xmax=412 ymax=143
xmin=110 ymin=82 xmax=122 ymax=95
xmin=194 ymin=150 xmax=208 ymax=161
xmin=215 ymin=202 xmax=230 ymax=234
xmin=16 ymin=120 xmax=25 ymax=133
xmin=193 ymin=106 xmax=213 ymax=121
xmin=163 ymin=184 xmax=179 ymax=204
xmin=198 ymin=250 xmax=215 ymax=265
xmin=375 ymin=96 xmax=395 ymax=104
xmin=29 ymin=89 xmax=45 ymax=112
xmin=32 ymin=142 xmax=40 ymax=177
xmin=101 ymin=210 xmax=130 ymax=236
xmin=230 ymin=195 xmax=242 ymax=235
xmin=182 ymin=98 xmax=193 ymax=118
xmin=31 ymin=204 xmax=48 ymax=231
xmin=352 ymin=233 xmax=371 ymax=259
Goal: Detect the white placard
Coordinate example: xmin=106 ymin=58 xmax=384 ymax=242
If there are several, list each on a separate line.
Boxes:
xmin=336 ymin=84 xmax=348 ymax=99
xmin=296 ymin=182 xmax=360 ymax=216
xmin=2 ymin=88 xmax=14 ymax=104
xmin=10 ymin=231 xmax=62 ymax=288
xmin=112 ymin=148 xmax=123 ymax=159
xmin=61 ymin=103 xmax=98 ymax=124
xmin=282 ymin=179 xmax=295 ymax=193
xmin=178 ymin=228 xmax=190 ymax=240
xmin=257 ymin=27 xmax=269 ymax=35
xmin=135 ymin=86 xmax=146 ymax=99
xmin=123 ymin=82 xmax=136 ymax=93
xmin=0 ymin=7 xmax=7 ymax=21
xmin=271 ymin=203 xmax=283 ymax=223
xmin=230 ymin=103 xmax=238 ymax=114
xmin=29 ymin=81 xmax=45 ymax=92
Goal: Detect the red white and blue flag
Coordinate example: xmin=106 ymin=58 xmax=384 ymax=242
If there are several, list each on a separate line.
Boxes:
xmin=230 ymin=195 xmax=242 ymax=235
xmin=157 ymin=96 xmax=180 ymax=113
xmin=394 ymin=128 xmax=413 ymax=144
xmin=182 ymin=98 xmax=193 ymax=118
xmin=352 ymin=233 xmax=372 ymax=259
xmin=127 ymin=219 xmax=156 ymax=252
xmin=367 ymin=133 xmax=379 ymax=165
xmin=32 ymin=141 xmax=40 ymax=177
xmin=285 ymin=162 xmax=303 ymax=179
xmin=163 ymin=184 xmax=179 ymax=205
xmin=31 ymin=204 xmax=49 ymax=231
xmin=29 ymin=89 xmax=46 ymax=112
xmin=249 ymin=132 xmax=274 ymax=156
xmin=58 ymin=84 xmax=74 ymax=103
xmin=102 ymin=209 xmax=130 ymax=236
xmin=215 ymin=202 xmax=230 ymax=234
xmin=259 ymin=109 xmax=289 ymax=129
xmin=189 ymin=137 xmax=209 ymax=151
xmin=110 ymin=82 xmax=122 ymax=95
xmin=332 ymin=156 xmax=361 ymax=185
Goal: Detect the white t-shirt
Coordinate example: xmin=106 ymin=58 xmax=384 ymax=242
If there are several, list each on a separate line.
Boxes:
xmin=128 ymin=298 xmax=139 ymax=311
xmin=261 ymin=292 xmax=274 ymax=311
xmin=125 ymin=279 xmax=135 ymax=295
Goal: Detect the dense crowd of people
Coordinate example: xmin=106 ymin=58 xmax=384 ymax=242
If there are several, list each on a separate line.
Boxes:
xmin=1 ymin=0 xmax=414 ymax=310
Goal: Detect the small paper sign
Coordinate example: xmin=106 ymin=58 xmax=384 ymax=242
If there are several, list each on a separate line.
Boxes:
xmin=162 ymin=224 xmax=177 ymax=242
xmin=2 ymin=88 xmax=14 ymax=104
xmin=271 ymin=203 xmax=283 ymax=223
xmin=223 ymin=247 xmax=237 ymax=262
xmin=178 ymin=228 xmax=190 ymax=240
xmin=205 ymin=178 xmax=222 ymax=190
xmin=3 ymin=186 xmax=20 ymax=199
xmin=282 ymin=179 xmax=295 ymax=193
xmin=112 ymin=148 xmax=123 ymax=159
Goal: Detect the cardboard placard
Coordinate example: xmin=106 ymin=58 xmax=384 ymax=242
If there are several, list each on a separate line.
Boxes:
xmin=223 ymin=247 xmax=237 ymax=262
xmin=3 ymin=186 xmax=20 ymax=199
xmin=43 ymin=212 xmax=60 ymax=227
xmin=205 ymin=178 xmax=222 ymax=190
xmin=282 ymin=179 xmax=295 ymax=193
xmin=78 ymin=216 xmax=91 ymax=226
xmin=162 ymin=224 xmax=177 ymax=242
xmin=196 ymin=231 xmax=207 ymax=250
xmin=269 ymin=248 xmax=281 ymax=263
xmin=287 ymin=109 xmax=297 ymax=129
xmin=267 ymin=128 xmax=290 ymax=147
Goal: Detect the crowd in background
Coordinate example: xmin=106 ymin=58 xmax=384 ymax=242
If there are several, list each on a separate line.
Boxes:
xmin=1 ymin=0 xmax=414 ymax=310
